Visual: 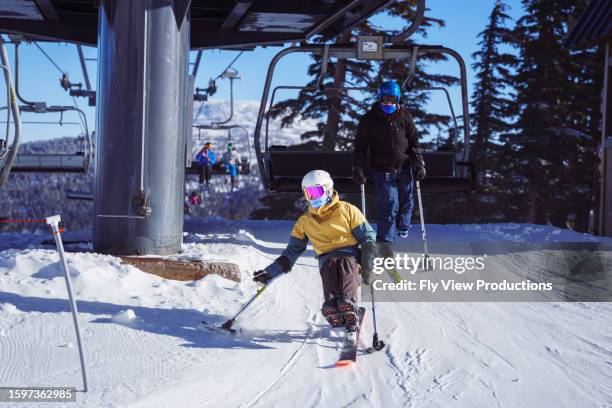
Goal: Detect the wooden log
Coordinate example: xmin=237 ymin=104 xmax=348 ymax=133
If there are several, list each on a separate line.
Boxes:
xmin=119 ymin=256 xmax=240 ymax=282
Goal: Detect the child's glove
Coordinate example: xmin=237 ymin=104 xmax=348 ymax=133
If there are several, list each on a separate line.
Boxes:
xmin=253 ymin=269 xmax=279 ymax=285
xmin=253 ymin=256 xmax=291 ymax=285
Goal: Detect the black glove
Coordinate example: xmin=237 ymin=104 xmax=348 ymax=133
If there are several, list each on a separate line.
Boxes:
xmin=253 ymin=269 xmax=276 ymax=285
xmin=415 ymin=166 xmax=426 ymax=181
xmin=411 ymin=147 xmax=426 ymax=181
xmin=352 ymin=167 xmax=366 ymax=185
xmin=253 ymin=256 xmax=291 ymax=285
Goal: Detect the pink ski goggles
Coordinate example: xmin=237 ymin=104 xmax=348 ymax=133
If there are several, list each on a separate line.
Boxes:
xmin=303 ymin=185 xmax=326 ymax=200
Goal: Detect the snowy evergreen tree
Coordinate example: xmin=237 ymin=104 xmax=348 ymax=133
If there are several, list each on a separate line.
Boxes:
xmin=431 ymin=0 xmax=518 ymax=225
xmin=503 ymin=0 xmax=603 ymax=229
xmin=470 ymin=0 xmax=516 ymax=167
xmin=267 ymin=0 xmax=456 ymax=152
xmin=254 ymin=2 xmax=457 ymax=219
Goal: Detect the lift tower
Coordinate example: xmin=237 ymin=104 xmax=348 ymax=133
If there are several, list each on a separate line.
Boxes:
xmin=0 ymin=0 xmax=402 ymax=254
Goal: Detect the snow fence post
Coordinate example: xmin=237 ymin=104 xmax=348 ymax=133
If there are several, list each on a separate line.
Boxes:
xmin=46 ymin=215 xmax=88 ymax=392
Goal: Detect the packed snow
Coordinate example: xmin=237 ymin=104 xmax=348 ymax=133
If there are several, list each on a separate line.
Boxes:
xmin=0 ymin=221 xmax=611 ymax=407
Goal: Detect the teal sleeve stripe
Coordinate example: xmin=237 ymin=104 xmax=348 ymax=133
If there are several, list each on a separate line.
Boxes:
xmin=280 ymin=235 xmax=308 ymax=268
xmin=352 ymin=221 xmax=376 ymax=244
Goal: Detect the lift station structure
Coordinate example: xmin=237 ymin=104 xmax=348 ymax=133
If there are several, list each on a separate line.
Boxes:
xmin=0 ymin=0 xmax=393 ymax=255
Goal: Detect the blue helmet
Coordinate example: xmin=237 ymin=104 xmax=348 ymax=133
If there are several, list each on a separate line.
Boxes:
xmin=377 ymin=80 xmax=401 ymax=103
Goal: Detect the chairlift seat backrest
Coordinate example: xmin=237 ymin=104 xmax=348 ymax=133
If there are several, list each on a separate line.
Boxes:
xmin=265 ymin=147 xmax=472 ymax=193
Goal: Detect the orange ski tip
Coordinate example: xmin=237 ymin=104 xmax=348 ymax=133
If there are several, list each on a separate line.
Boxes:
xmin=335 ymin=360 xmax=353 ymax=367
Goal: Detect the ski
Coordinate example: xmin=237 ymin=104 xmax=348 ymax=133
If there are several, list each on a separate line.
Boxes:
xmin=335 ymin=307 xmax=366 ymax=367
xmin=376 ymin=242 xmax=402 ymax=283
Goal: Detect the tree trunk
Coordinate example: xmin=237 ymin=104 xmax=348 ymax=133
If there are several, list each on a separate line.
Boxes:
xmin=323 ymin=32 xmax=351 ymax=151
xmin=525 ymin=188 xmax=538 ymax=223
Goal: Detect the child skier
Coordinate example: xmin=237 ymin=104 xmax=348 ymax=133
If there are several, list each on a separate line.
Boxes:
xmin=253 ymin=170 xmax=376 ymax=329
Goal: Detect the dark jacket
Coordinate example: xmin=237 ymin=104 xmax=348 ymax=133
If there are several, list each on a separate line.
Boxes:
xmin=354 ymin=104 xmax=423 ymax=172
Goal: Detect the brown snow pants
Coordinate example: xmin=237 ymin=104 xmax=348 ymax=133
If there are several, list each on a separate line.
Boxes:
xmin=320 ymin=256 xmax=361 ymax=303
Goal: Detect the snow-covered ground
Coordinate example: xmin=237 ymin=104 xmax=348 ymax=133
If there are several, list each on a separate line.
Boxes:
xmin=1 ymin=221 xmax=611 ymax=407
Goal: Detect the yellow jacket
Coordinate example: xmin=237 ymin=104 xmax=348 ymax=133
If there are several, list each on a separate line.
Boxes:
xmin=264 ymin=191 xmax=377 ymax=275
xmin=291 ymin=191 xmax=369 ymax=255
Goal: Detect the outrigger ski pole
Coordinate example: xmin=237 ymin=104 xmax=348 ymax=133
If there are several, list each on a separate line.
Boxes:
xmin=361 ymin=183 xmax=386 ymax=352
xmin=415 ymin=180 xmax=431 ymax=269
xmin=205 ymin=283 xmax=268 ymax=333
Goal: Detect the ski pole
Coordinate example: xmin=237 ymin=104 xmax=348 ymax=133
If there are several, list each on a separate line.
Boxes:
xmin=415 ymin=180 xmax=430 ymax=269
xmin=360 ymin=183 xmax=366 ymax=217
xmin=221 ymin=284 xmax=267 ymax=332
xmin=369 ymin=284 xmax=385 ymax=351
xmin=360 ymin=183 xmax=385 ymax=352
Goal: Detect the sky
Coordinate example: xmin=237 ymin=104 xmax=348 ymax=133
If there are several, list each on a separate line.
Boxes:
xmin=0 ymin=0 xmax=524 ymax=143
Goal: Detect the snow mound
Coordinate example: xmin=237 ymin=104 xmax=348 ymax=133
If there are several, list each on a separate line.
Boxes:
xmin=0 ymin=303 xmax=20 ymax=315
xmin=112 ymin=309 xmax=137 ymax=325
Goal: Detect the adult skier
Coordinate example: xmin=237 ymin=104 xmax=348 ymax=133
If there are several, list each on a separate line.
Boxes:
xmin=252 ymin=170 xmax=376 ymax=329
xmin=353 ymin=80 xmax=426 ymax=242
xmin=195 ymin=142 xmax=216 ymax=185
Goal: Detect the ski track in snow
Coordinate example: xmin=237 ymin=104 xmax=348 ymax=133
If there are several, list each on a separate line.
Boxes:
xmin=0 ymin=221 xmax=611 ymax=407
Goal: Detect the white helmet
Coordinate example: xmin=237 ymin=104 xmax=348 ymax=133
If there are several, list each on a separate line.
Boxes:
xmin=302 ymin=169 xmax=333 ymax=191
xmin=301 ymin=170 xmax=334 ymax=207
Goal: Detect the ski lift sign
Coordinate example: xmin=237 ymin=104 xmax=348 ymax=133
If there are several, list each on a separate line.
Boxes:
xmin=357 ymin=36 xmax=383 ymax=60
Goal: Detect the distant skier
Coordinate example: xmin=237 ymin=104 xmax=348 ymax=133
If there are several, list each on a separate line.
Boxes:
xmin=195 ymin=142 xmax=216 ymax=185
xmin=353 ymin=80 xmax=426 ymax=242
xmin=253 ymin=170 xmax=376 ymax=329
xmin=188 ymin=191 xmax=202 ymax=206
xmin=221 ymin=142 xmax=239 ymax=189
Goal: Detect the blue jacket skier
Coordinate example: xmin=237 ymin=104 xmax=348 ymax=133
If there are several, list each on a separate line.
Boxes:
xmin=196 ymin=142 xmax=216 ymax=185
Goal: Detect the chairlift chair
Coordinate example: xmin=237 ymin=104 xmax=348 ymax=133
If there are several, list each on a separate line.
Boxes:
xmin=188 ymin=124 xmax=252 ymax=176
xmin=0 ymin=40 xmax=93 ymax=174
xmin=189 ymin=65 xmax=251 ymax=177
xmin=1 ymin=104 xmax=92 ymax=173
xmin=253 ymin=5 xmax=475 ymax=194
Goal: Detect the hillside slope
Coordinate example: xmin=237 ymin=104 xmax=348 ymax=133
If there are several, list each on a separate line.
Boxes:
xmin=1 ymin=221 xmax=611 ymax=407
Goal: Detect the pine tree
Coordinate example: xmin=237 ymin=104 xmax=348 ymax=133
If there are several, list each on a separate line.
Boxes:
xmin=503 ymin=0 xmax=603 ymax=229
xmin=470 ymin=0 xmax=516 ymax=167
xmin=267 ymin=1 xmax=457 ymax=152
xmin=433 ymin=0 xmax=518 ymax=224
xmin=253 ymin=1 xmax=458 ymax=219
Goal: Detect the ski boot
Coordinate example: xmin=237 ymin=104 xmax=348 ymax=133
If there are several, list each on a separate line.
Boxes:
xmin=336 ymin=297 xmax=358 ymax=331
xmin=321 ymin=300 xmax=344 ymax=327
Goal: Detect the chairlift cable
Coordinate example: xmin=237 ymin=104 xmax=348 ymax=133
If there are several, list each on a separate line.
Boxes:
xmin=213 ymin=51 xmax=243 ymax=81
xmin=193 ymin=51 xmax=243 ymax=127
xmin=33 ymin=42 xmax=65 ymax=75
xmin=33 ymin=42 xmax=89 ymax=144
